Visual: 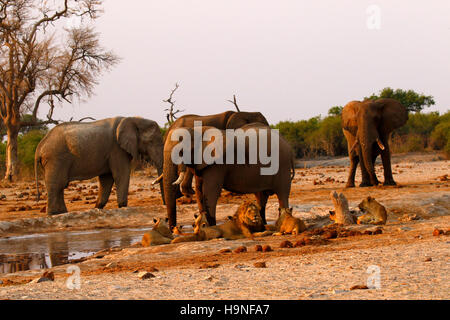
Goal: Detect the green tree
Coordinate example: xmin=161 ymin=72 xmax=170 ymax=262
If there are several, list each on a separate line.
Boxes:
xmin=328 ymin=106 xmax=343 ymax=116
xmin=365 ymin=87 xmax=435 ymax=113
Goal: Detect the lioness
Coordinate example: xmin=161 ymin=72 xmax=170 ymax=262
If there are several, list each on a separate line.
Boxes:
xmin=357 ymin=196 xmax=387 ymax=225
xmin=171 ymin=222 xmax=208 ymax=243
xmin=142 ymin=218 xmax=174 ymax=246
xmin=274 ymin=207 xmax=306 ymax=235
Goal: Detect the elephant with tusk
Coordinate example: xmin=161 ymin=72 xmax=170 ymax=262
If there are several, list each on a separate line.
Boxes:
xmin=166 ymin=123 xmax=295 ymax=226
xmin=162 ymin=110 xmax=270 ymax=228
xmin=342 ymin=98 xmax=408 ymax=187
xmin=35 ymin=117 xmax=164 ymax=215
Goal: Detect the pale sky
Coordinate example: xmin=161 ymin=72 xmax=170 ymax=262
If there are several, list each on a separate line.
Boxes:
xmin=50 ymin=0 xmax=450 ymax=126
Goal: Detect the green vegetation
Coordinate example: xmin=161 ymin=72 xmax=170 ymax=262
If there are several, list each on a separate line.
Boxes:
xmin=365 ymin=87 xmax=435 ymax=113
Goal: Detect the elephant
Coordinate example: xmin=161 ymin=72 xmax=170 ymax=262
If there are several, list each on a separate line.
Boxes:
xmin=161 ymin=110 xmax=269 ymax=227
xmin=167 ymin=123 xmax=295 ymax=226
xmin=342 ymin=98 xmax=408 ymax=187
xmin=34 ymin=117 xmax=164 ymax=215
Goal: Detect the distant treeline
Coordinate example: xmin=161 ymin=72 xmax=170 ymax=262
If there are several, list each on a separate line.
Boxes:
xmin=1 ymin=108 xmax=448 ymax=180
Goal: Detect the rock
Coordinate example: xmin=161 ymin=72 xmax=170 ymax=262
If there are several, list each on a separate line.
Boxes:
xmin=199 ymin=263 xmax=220 ymax=269
xmin=322 ymin=230 xmax=338 ymax=239
xmin=253 ymin=262 xmax=267 ymax=268
xmin=254 ymin=245 xmax=263 ymax=252
xmin=0 ymin=194 xmax=6 ymax=200
xmin=350 ymin=285 xmax=369 ymax=290
xmin=218 ymin=248 xmax=232 ymax=254
xmin=138 ymin=272 xmax=155 ymax=280
xmin=424 ymin=257 xmax=432 ymax=262
xmin=433 ymin=229 xmax=444 ymax=236
xmin=31 ymin=271 xmax=55 ymax=283
xmin=105 ymin=262 xmax=117 ymax=268
xmin=262 ymin=245 xmax=273 ymax=252
xmin=280 ymin=240 xmax=293 ymax=248
xmin=233 ymin=246 xmax=247 ymax=253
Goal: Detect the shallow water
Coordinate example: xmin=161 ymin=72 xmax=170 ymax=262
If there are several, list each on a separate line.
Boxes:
xmin=0 ymin=227 xmax=154 ymax=274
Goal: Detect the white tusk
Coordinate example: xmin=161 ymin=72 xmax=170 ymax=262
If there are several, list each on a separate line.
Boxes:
xmin=350 ymin=139 xmax=359 ymax=154
xmin=376 ymin=138 xmax=385 ymax=150
xmin=151 ymin=174 xmax=163 ymax=185
xmin=172 ymin=171 xmax=185 ymax=185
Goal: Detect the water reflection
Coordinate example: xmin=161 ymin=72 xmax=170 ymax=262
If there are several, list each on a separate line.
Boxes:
xmin=0 ymin=227 xmax=152 ymax=274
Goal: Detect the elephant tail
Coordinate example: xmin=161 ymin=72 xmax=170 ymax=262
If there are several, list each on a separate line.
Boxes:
xmin=34 ymin=152 xmax=41 ymax=202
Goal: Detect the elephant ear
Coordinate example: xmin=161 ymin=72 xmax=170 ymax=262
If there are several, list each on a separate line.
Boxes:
xmin=376 ymin=98 xmax=408 ymax=133
xmin=226 ymin=113 xmax=248 ymax=129
xmin=341 ymin=101 xmax=360 ymax=136
xmin=226 ymin=112 xmax=269 ymax=129
xmin=116 ymin=118 xmax=139 ymax=159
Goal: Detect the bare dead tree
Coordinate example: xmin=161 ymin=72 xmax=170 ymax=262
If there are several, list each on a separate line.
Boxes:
xmin=0 ymin=0 xmax=119 ymax=180
xmin=227 ymin=94 xmax=241 ymax=112
xmin=163 ymin=83 xmax=184 ymax=125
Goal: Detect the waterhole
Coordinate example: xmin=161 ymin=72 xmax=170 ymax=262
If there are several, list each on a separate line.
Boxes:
xmin=0 ymin=227 xmax=153 ymax=274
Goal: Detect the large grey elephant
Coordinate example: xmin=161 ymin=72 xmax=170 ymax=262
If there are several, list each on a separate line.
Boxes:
xmin=35 ymin=117 xmax=164 ymax=215
xmin=161 ymin=110 xmax=269 ymax=227
xmin=167 ymin=123 xmax=295 ymax=226
xmin=342 ymin=98 xmax=408 ymax=187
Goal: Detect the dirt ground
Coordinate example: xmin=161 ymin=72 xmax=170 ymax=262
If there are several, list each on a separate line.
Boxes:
xmin=0 ymin=152 xmax=449 ymax=300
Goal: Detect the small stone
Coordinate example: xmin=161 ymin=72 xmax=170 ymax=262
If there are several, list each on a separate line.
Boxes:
xmin=253 ymin=262 xmax=267 ymax=268
xmin=424 ymin=257 xmax=432 ymax=262
xmin=218 ymin=248 xmax=232 ymax=254
xmin=433 ymin=229 xmax=443 ymax=236
xmin=105 ymin=262 xmax=117 ymax=268
xmin=199 ymin=263 xmax=220 ymax=269
xmin=280 ymin=240 xmax=293 ymax=248
xmin=350 ymin=285 xmax=369 ymax=290
xmin=262 ymin=245 xmax=272 ymax=252
xmin=138 ymin=272 xmax=155 ymax=280
xmin=254 ymin=245 xmax=263 ymax=252
xmin=233 ymin=246 xmax=247 ymax=253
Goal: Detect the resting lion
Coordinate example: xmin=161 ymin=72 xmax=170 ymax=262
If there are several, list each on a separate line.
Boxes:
xmin=142 ymin=218 xmax=174 ymax=246
xmin=171 ymin=222 xmax=208 ymax=243
xmin=357 ymin=196 xmax=387 ymax=225
xmin=173 ymin=201 xmax=273 ymax=243
xmin=274 ymin=207 xmax=307 ymax=235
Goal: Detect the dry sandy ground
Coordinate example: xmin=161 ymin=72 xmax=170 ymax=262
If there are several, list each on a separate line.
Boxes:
xmin=0 ymin=152 xmax=449 ymax=300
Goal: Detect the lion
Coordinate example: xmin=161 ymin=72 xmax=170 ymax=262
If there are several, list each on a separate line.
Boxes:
xmin=356 ymin=196 xmax=387 ymax=225
xmin=172 ymin=202 xmax=272 ymax=243
xmin=172 ymin=225 xmax=191 ymax=236
xmin=274 ymin=207 xmax=307 ymax=235
xmin=141 ymin=218 xmax=174 ymax=246
xmin=171 ymin=222 xmax=208 ymax=243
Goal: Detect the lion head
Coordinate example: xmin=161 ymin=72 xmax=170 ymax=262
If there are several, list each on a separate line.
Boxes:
xmin=278 ymin=207 xmax=293 ymax=217
xmin=236 ymin=201 xmax=263 ymax=228
xmin=153 ymin=217 xmax=172 ymax=238
xmin=193 ymin=211 xmax=209 ymax=228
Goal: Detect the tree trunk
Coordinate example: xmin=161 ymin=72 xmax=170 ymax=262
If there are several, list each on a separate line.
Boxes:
xmin=330 ymin=191 xmax=355 ymax=225
xmin=5 ymin=124 xmax=20 ymax=181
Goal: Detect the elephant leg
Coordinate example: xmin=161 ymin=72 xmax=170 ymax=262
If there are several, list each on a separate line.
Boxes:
xmin=358 ymin=149 xmax=374 ymax=187
xmin=110 ymin=154 xmax=131 ymax=208
xmin=180 ymin=169 xmax=195 ymax=196
xmin=254 ymin=191 xmax=269 ymax=225
xmin=194 ymin=174 xmax=205 ymax=213
xmin=200 ymin=169 xmax=224 ymax=226
xmin=45 ymin=167 xmax=68 ymax=215
xmin=346 ymin=154 xmax=359 ymax=188
xmin=381 ymin=144 xmax=396 ymax=185
xmin=95 ymin=173 xmax=114 ymax=209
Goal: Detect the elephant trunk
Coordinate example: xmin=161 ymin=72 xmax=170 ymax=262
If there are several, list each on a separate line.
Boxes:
xmin=163 ymin=152 xmax=179 ymax=228
xmin=358 ymin=126 xmax=380 ymax=185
